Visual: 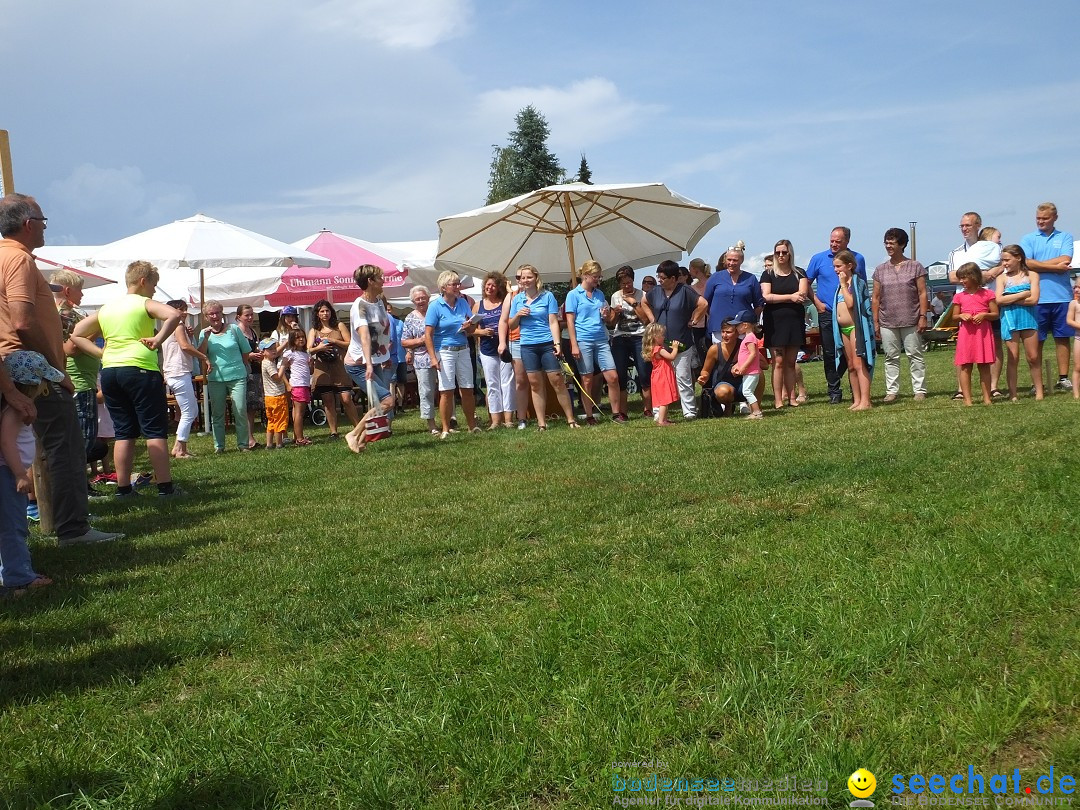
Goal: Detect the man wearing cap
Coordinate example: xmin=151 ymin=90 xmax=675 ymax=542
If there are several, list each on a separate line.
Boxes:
xmin=805 ymin=226 xmax=867 ymax=404
xmin=637 ymin=259 xmax=709 ymax=419
xmin=0 ymin=193 xmax=121 ymax=546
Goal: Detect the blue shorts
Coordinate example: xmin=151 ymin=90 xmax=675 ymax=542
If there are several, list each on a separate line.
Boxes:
xmin=1037 ymin=302 xmax=1075 ymax=340
xmin=345 ymin=362 xmax=394 ymax=418
xmin=576 ymin=341 xmax=615 ymax=374
xmin=521 ymin=342 xmax=560 ymax=373
xmin=101 ymin=366 xmax=169 ymax=440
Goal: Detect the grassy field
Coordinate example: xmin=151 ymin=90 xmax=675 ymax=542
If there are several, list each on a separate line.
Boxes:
xmin=3 ymin=349 xmax=1079 ymax=809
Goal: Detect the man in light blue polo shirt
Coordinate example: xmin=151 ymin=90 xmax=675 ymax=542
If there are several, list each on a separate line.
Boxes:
xmin=1020 ymin=202 xmax=1075 ymax=391
xmin=805 ymin=226 xmax=867 ymax=404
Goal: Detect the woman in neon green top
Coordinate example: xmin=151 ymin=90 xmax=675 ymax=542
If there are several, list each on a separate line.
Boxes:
xmin=71 ymin=261 xmax=183 ymax=497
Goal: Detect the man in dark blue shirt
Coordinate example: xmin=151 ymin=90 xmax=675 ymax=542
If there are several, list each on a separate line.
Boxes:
xmin=804 ymin=226 xmax=867 ymax=403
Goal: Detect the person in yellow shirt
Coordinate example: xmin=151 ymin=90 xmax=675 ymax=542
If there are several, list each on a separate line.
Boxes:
xmin=71 ymin=261 xmax=183 ymax=498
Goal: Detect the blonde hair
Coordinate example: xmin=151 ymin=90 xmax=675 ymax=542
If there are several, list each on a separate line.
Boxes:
xmin=517 ymin=264 xmax=542 ymax=290
xmin=49 ymin=269 xmax=84 ymax=290
xmin=688 ymin=257 xmax=711 ymax=277
xmin=125 ymin=260 xmax=159 ymax=289
xmin=579 ymin=259 xmax=602 ymax=279
xmin=1037 ymin=202 xmax=1058 ymax=216
xmin=642 ymin=322 xmax=666 ymax=358
xmin=978 ymin=227 xmax=1000 ymax=243
xmin=202 ymin=299 xmax=224 ymax=317
xmin=437 ymin=270 xmax=461 ymax=292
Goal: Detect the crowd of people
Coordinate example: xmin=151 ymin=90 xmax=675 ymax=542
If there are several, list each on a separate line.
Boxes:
xmin=1 ymin=189 xmax=1077 ymax=597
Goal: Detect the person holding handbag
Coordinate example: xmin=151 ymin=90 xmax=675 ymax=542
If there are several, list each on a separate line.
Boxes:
xmin=308 ymin=299 xmax=359 ymax=439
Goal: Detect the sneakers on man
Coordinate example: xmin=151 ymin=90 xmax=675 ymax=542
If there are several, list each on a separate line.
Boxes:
xmin=58 ymin=528 xmax=125 ymax=547
xmin=26 ymin=502 xmax=40 ymax=522
xmin=737 ymin=403 xmax=751 ymax=415
xmin=1056 ymin=377 xmax=1073 ymax=392
xmin=158 ymin=486 xmax=186 ymax=499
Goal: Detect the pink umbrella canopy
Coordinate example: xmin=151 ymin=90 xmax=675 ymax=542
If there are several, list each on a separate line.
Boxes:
xmin=267 ymin=230 xmax=407 ymax=307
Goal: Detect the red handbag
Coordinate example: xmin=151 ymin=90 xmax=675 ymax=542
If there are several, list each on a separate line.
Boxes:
xmin=365 ymin=379 xmax=391 ymax=442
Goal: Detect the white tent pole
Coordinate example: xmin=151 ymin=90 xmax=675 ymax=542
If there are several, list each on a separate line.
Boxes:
xmin=197 ymin=267 xmax=210 ymax=436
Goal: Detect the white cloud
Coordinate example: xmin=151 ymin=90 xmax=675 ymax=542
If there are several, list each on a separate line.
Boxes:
xmin=477 ymin=78 xmax=662 ymax=151
xmin=307 ymin=0 xmax=472 ymax=48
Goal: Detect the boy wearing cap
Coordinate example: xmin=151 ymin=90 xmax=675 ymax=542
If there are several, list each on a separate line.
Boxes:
xmin=259 ymin=338 xmax=288 ymax=449
xmin=0 ymin=351 xmax=61 ymax=596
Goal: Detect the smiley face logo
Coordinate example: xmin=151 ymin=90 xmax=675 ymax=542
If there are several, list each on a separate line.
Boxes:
xmin=848 ymin=769 xmax=876 ymax=798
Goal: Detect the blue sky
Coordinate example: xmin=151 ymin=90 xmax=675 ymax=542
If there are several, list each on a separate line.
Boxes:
xmin=5 ymin=0 xmax=1079 ymax=275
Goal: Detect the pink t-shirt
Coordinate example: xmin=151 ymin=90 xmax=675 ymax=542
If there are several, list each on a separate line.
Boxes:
xmin=737 ymin=333 xmax=761 ymax=375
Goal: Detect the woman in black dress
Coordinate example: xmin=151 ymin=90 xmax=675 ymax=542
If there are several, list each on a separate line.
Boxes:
xmin=760 ymin=239 xmax=810 ymax=408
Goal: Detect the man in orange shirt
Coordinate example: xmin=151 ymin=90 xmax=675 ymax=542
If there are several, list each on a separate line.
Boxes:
xmin=0 ymin=193 xmax=121 ymax=545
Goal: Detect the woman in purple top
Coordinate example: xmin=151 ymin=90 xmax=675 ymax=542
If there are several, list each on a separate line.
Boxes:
xmin=473 ymin=272 xmax=515 ymax=429
xmin=761 ymin=239 xmax=810 ymax=408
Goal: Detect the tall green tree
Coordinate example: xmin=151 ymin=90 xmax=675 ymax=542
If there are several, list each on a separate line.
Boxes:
xmin=575 ymin=154 xmax=593 ymax=184
xmin=485 ymin=105 xmax=564 ymax=204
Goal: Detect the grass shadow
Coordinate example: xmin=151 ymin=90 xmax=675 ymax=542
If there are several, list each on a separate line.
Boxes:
xmin=0 ymin=640 xmax=180 ymax=710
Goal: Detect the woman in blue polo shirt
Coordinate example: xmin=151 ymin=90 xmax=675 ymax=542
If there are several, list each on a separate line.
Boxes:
xmin=508 ymin=264 xmax=579 ymax=431
xmin=566 ymin=259 xmax=620 ymax=424
xmin=424 ymin=270 xmax=479 ymax=439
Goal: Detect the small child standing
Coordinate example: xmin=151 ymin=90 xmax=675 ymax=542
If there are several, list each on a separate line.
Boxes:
xmin=280 ymin=329 xmax=314 ymax=446
xmin=953 ymin=262 xmax=999 ymax=405
xmin=259 ymin=338 xmax=288 ymax=448
xmin=642 ymin=322 xmax=678 ymax=426
xmin=1 ymin=351 xmax=59 ymax=598
xmin=730 ymin=310 xmax=764 ymax=420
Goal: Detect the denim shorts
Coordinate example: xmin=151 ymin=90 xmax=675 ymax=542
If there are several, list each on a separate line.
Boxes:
xmin=576 ymin=341 xmax=615 ymax=374
xmin=101 ymin=366 xmax=169 ymax=440
xmin=510 ymin=339 xmax=522 ymax=361
xmin=520 ymin=342 xmax=560 ymax=373
xmin=346 ymin=362 xmax=394 ymax=416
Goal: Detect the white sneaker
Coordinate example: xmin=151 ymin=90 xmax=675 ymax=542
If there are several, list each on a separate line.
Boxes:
xmin=517 ymin=421 xmax=527 ymax=430
xmin=738 ymin=403 xmax=751 ymax=415
xmin=1056 ymin=378 xmax=1073 ymax=391
xmin=59 ymin=528 xmax=125 ymax=547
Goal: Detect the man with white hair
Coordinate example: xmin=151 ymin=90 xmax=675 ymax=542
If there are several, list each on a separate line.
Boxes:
xmin=948 ymin=211 xmax=1003 ymax=398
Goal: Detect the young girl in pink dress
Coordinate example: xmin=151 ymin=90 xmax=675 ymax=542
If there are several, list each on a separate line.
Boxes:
xmin=953 ymin=262 xmax=999 ymax=406
xmin=642 ymin=323 xmax=678 ymax=426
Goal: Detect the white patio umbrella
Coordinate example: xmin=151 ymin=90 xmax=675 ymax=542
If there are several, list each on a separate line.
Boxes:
xmin=83 ymin=213 xmax=331 ymax=434
xmin=435 ymin=182 xmax=720 ymax=284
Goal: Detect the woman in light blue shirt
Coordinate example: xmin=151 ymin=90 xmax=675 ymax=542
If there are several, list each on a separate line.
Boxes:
xmin=507 ymin=264 xmax=579 ymax=431
xmin=565 ymin=259 xmax=619 ymax=424
xmin=424 ymin=270 xmax=479 ymax=438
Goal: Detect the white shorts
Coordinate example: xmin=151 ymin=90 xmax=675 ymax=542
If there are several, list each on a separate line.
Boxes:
xmin=437 ymin=346 xmax=474 ymax=391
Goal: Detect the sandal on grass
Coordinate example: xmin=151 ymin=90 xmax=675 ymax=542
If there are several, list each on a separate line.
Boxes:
xmin=1 ymin=575 xmax=53 ymax=599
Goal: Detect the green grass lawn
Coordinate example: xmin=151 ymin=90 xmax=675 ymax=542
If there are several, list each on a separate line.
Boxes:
xmin=3 ymin=350 xmax=1079 ymax=809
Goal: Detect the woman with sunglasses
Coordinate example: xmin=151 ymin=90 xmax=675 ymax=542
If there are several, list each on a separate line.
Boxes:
xmin=761 ymin=239 xmax=810 ymax=408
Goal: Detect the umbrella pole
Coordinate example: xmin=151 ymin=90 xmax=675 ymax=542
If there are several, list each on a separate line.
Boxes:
xmin=566 ymin=234 xmax=577 ymax=287
xmin=198 ymin=267 xmax=210 ymax=436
